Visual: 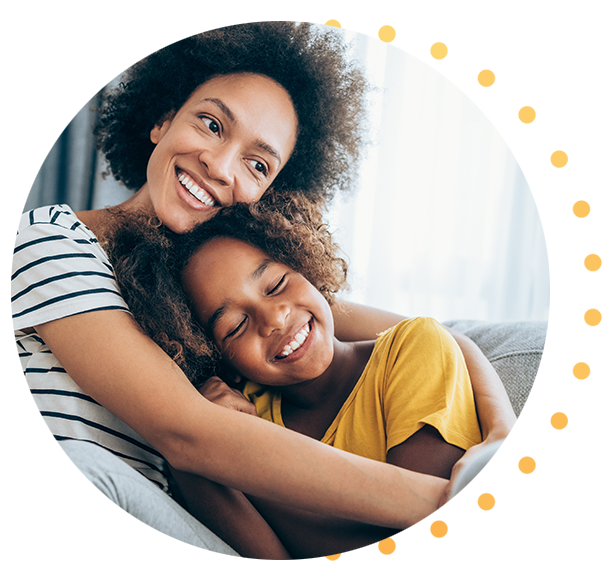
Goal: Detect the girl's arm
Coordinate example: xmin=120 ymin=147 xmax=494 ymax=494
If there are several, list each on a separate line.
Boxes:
xmin=35 ymin=309 xmax=446 ymax=529
xmin=170 ymin=467 xmax=291 ymax=559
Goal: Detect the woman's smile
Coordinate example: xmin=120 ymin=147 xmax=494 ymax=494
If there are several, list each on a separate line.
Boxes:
xmin=126 ymin=73 xmax=299 ymax=233
xmin=176 ymin=169 xmax=217 ymax=207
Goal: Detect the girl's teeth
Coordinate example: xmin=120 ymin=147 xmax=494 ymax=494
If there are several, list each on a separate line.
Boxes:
xmin=279 ymin=323 xmax=311 ymax=358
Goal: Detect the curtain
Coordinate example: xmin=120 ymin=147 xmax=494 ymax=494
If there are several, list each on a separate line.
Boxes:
xmin=326 ymin=32 xmax=549 ymax=322
xmin=24 ymin=89 xmax=130 ymax=214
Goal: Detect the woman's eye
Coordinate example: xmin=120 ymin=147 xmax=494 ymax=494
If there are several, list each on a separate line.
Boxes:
xmin=248 ymin=159 xmax=268 ymax=175
xmin=201 ymin=117 xmax=220 ymax=135
xmin=268 ymin=275 xmax=286 ymax=295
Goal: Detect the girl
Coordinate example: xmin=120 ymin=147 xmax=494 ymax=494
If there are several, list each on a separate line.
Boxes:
xmin=108 ymin=197 xmax=486 ymax=558
xmin=12 ymin=22 xmax=514 ymax=557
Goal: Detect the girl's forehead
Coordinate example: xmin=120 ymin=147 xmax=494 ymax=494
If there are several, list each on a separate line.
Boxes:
xmin=186 ymin=237 xmax=273 ymax=282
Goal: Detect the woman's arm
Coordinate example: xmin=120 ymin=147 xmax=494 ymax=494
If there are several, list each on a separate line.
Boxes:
xmin=447 ymin=330 xmax=516 ymax=442
xmin=332 ymin=300 xmax=517 ymax=503
xmin=333 ymin=300 xmax=516 ymax=439
xmin=332 ymin=299 xmax=405 ymax=341
xmin=35 ymin=309 xmax=446 ymax=529
xmin=439 ymin=330 xmax=515 ymax=504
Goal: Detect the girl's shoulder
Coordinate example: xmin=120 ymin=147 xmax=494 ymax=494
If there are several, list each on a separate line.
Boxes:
xmin=376 ymin=317 xmax=447 ymax=344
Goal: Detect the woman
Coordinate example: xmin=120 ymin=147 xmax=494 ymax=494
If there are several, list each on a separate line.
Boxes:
xmin=12 ymin=21 xmax=515 ymax=556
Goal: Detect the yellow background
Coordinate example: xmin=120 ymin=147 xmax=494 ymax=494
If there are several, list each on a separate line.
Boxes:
xmin=64 ymin=20 xmax=602 ymax=560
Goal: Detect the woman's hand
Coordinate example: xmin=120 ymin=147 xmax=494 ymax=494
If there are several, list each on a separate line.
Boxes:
xmin=196 ymin=376 xmax=258 ymax=416
xmin=439 ymin=438 xmax=505 ymax=506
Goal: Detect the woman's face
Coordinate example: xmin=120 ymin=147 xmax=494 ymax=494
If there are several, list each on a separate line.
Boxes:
xmin=182 ymin=237 xmax=335 ymax=386
xmin=141 ymin=73 xmax=298 ymax=233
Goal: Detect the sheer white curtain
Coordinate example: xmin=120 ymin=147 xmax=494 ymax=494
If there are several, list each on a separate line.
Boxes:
xmin=328 ymin=32 xmax=549 ymax=322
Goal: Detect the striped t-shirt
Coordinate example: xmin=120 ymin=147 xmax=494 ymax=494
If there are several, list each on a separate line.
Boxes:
xmin=12 ymin=205 xmax=169 ymax=491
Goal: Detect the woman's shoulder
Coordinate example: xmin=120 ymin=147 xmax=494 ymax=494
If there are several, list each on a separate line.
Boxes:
xmin=17 ymin=204 xmax=90 ymax=235
xmin=14 ymin=204 xmax=105 ymax=262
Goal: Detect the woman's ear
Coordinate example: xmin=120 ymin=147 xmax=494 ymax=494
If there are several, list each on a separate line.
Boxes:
xmin=150 ymin=113 xmax=175 ymax=144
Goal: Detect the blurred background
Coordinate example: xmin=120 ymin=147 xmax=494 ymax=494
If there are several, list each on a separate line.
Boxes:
xmin=23 ymin=26 xmax=549 ymax=324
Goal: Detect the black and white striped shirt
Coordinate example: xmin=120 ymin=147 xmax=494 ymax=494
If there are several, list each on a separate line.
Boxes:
xmin=12 ymin=205 xmax=169 ymax=491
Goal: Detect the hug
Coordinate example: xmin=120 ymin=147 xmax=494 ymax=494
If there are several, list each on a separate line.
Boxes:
xmin=13 ymin=21 xmax=539 ymax=559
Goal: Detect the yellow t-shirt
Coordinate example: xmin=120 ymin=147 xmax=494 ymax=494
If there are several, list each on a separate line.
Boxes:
xmin=243 ymin=317 xmax=482 ymax=462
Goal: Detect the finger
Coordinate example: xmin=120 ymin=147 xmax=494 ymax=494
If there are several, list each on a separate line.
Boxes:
xmin=231 ymin=399 xmax=258 ymax=416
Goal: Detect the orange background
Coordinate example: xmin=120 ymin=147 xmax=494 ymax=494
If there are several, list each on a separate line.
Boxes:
xmin=64 ymin=20 xmax=602 ymax=560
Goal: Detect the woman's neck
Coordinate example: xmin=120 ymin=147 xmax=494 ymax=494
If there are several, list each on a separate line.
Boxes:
xmin=76 ymin=186 xmax=153 ymax=240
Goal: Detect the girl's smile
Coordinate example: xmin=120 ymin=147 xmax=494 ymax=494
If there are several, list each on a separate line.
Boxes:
xmin=181 ymin=237 xmax=335 ymax=386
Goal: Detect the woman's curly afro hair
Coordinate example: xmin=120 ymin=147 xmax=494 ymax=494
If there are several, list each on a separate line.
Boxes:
xmin=104 ymin=193 xmax=348 ymax=384
xmin=95 ymin=21 xmax=369 ymax=204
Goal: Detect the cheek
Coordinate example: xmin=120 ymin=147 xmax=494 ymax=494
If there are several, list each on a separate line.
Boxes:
xmin=222 ymin=343 xmax=261 ymax=377
xmin=233 ymin=178 xmax=266 ymax=204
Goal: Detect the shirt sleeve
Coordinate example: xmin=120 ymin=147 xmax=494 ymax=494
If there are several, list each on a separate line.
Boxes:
xmin=382 ymin=317 xmax=482 ymax=453
xmin=11 ymin=206 xmax=130 ymax=330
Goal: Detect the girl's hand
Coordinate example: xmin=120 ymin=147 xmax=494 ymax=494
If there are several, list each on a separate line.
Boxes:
xmin=196 ymin=376 xmax=258 ymax=416
xmin=439 ymin=438 xmax=505 ymax=506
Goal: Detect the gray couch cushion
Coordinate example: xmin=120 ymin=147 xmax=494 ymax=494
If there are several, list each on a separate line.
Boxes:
xmin=443 ymin=320 xmax=547 ymax=416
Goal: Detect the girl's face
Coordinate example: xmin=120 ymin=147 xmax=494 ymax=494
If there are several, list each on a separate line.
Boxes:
xmin=140 ymin=73 xmax=298 ymax=233
xmin=182 ymin=237 xmax=335 ymax=386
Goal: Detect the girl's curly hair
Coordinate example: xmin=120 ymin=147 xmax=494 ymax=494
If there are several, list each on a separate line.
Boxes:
xmin=95 ymin=21 xmax=369 ymax=204
xmin=104 ymin=193 xmax=348 ymax=385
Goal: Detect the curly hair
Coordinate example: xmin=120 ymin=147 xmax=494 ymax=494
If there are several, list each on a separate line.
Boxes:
xmin=104 ymin=193 xmax=348 ymax=385
xmin=95 ymin=21 xmax=369 ymax=203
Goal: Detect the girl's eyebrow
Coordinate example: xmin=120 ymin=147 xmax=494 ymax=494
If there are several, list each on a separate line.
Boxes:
xmin=250 ymin=258 xmax=274 ymax=281
xmin=207 ymin=304 xmax=227 ymax=338
xmin=207 ymin=258 xmax=275 ymax=337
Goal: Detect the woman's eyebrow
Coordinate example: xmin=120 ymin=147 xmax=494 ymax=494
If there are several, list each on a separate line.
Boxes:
xmin=202 ymin=98 xmax=236 ymax=122
xmin=201 ymin=98 xmax=281 ymax=165
xmin=254 ymin=139 xmax=282 ymax=166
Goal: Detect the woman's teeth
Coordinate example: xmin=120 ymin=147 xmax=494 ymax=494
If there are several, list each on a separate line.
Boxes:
xmin=177 ymin=172 xmax=215 ymax=207
xmin=280 ymin=323 xmax=310 ymax=357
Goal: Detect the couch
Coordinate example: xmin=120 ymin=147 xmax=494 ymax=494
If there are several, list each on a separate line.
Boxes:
xmin=64 ymin=319 xmax=547 ymax=555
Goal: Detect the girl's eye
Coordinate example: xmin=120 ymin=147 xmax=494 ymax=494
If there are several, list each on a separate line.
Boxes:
xmin=248 ymin=159 xmax=268 ymax=176
xmin=201 ymin=117 xmax=220 ymax=135
xmin=225 ymin=317 xmax=246 ymax=341
xmin=268 ymin=275 xmax=286 ymax=295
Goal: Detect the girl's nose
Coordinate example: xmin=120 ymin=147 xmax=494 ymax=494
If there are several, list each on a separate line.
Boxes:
xmin=258 ymin=303 xmax=289 ymax=336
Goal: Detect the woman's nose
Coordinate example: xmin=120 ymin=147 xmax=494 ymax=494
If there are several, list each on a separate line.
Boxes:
xmin=199 ymin=146 xmax=235 ymax=188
